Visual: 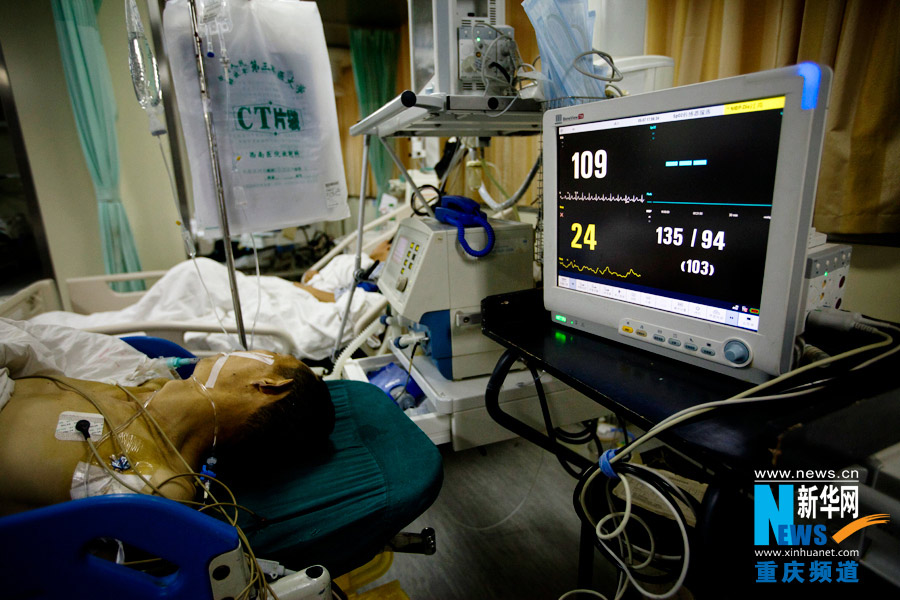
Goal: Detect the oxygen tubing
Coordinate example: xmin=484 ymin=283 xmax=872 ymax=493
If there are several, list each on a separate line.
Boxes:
xmin=326 ymin=317 xmax=384 ymax=381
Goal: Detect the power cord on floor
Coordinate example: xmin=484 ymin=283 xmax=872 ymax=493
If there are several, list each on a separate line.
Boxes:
xmin=442 ymin=447 xmax=546 ymax=532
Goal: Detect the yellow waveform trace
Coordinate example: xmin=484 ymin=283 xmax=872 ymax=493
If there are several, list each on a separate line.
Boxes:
xmin=558 ymin=258 xmax=642 ymax=279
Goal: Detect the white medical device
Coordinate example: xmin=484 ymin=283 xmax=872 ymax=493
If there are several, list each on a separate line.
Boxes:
xmin=543 ymin=63 xmax=833 ymax=383
xmin=379 ymin=217 xmax=534 ymax=380
xmin=408 ymin=0 xmax=516 ymax=96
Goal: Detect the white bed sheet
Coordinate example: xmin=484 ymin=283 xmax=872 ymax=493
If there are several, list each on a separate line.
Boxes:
xmin=0 ymin=318 xmax=174 ymax=412
xmin=30 ymin=256 xmax=379 ymax=360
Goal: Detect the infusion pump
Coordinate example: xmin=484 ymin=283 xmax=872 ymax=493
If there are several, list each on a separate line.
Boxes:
xmin=379 ymin=217 xmax=534 ymax=380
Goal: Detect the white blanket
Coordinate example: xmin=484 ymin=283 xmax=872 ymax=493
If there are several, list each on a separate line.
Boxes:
xmin=30 ymin=256 xmax=378 ymax=361
xmin=0 ymin=318 xmax=174 ymax=412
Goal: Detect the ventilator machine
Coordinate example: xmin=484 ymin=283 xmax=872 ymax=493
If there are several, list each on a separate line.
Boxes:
xmin=379 ymin=215 xmax=534 ymax=380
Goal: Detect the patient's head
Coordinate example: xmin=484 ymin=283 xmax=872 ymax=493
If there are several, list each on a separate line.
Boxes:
xmin=191 ymin=352 xmax=335 ymax=469
xmin=227 ymin=359 xmax=335 ymax=452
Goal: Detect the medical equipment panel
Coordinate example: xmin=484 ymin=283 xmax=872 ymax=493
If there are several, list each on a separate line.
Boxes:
xmin=800 ymin=242 xmax=852 ymax=313
xmin=379 ymin=217 xmax=534 ymax=379
xmin=543 ymin=64 xmax=833 ymax=382
xmin=409 ymin=0 xmax=511 ymax=96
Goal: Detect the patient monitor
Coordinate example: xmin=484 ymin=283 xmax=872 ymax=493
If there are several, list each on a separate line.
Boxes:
xmin=543 ymin=64 xmax=833 ymax=382
xmin=379 ymin=217 xmax=534 ymax=380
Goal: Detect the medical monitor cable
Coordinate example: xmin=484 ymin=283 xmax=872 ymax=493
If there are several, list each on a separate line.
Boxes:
xmin=525 ymin=362 xmax=586 ymax=479
xmin=578 ymin=463 xmax=697 ymax=558
xmin=442 ymin=446 xmax=546 ymax=533
xmin=574 ymin=463 xmax=691 ymax=599
xmin=598 ymin=474 xmax=689 ymax=599
xmin=411 ymin=184 xmax=442 ymax=216
xmin=601 ymin=478 xmax=662 ymax=599
xmin=30 ymin=375 xmax=172 ymax=500
xmin=554 ymin=419 xmax=599 ymax=446
xmin=47 ymin=375 xmax=219 ymax=504
xmin=572 ymin=50 xmax=623 ymax=84
xmin=567 ymin=336 xmax=893 ymax=597
xmin=118 ymin=382 xmax=278 ymax=598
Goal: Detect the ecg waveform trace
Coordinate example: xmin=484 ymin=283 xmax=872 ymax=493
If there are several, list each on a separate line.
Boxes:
xmin=559 ymin=192 xmax=645 ymax=203
xmin=559 ymin=258 xmax=642 ymax=279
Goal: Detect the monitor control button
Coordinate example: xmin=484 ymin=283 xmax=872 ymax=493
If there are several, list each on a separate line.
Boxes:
xmin=724 ymin=340 xmax=750 ymax=364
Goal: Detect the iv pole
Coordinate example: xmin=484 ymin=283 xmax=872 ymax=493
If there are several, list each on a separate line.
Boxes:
xmin=331 ymin=135 xmax=370 ymax=361
xmin=186 ymin=0 xmax=248 ymax=350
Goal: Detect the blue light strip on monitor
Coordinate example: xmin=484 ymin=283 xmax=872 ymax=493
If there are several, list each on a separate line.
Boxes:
xmin=797 ymin=62 xmax=821 ymax=110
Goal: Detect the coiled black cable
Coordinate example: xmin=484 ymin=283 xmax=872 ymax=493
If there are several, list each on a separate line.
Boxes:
xmin=410 ymin=184 xmax=442 ymax=216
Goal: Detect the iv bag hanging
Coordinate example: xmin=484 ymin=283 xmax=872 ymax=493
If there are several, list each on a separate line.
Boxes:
xmin=163 ymin=0 xmax=350 ymax=236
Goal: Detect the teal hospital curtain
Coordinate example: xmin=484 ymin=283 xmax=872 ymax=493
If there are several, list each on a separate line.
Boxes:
xmin=350 ymin=28 xmax=400 ymax=208
xmin=52 ymin=0 xmax=144 ymax=291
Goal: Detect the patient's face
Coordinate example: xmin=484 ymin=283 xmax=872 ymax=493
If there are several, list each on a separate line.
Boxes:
xmin=191 ymin=351 xmax=304 ymax=397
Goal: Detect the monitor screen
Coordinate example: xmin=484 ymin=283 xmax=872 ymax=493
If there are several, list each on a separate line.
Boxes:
xmin=555 ymin=96 xmax=786 ymax=333
xmin=543 ymin=64 xmax=832 ymax=382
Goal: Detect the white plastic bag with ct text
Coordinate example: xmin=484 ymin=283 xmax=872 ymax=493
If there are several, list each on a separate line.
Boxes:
xmin=163 ymin=0 xmax=349 ymax=236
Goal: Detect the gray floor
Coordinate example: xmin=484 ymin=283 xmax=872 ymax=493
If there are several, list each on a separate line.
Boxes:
xmin=360 ymin=438 xmax=622 ymax=600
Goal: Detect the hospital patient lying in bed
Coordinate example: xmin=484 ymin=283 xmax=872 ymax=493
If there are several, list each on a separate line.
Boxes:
xmin=0 ymin=320 xmax=334 ymax=516
xmin=29 ymin=242 xmax=391 ymax=361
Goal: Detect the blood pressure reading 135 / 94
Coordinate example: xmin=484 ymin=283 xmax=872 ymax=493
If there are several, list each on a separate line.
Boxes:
xmin=555 ymin=98 xmax=785 ymax=331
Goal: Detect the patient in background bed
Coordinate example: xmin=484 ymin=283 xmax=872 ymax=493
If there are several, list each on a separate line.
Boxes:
xmin=0 ymin=351 xmax=334 ymax=516
xmin=28 ymin=241 xmax=394 ymax=361
xmin=296 ymin=240 xmax=392 ymax=302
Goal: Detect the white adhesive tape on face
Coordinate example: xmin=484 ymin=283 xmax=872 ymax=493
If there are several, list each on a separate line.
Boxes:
xmin=204 ymin=355 xmax=229 ymax=389
xmin=204 ymin=352 xmax=275 ymax=389
xmin=230 ymin=351 xmax=275 ymax=365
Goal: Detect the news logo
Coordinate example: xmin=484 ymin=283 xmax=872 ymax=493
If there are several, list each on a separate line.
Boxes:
xmin=751 ymin=469 xmax=890 ymax=585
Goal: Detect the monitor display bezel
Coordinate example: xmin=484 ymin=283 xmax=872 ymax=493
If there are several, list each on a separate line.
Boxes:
xmin=542 ymin=64 xmax=832 ymax=382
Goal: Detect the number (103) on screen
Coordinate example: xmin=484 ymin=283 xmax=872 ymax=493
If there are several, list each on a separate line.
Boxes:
xmin=571 ymin=150 xmax=607 ymax=179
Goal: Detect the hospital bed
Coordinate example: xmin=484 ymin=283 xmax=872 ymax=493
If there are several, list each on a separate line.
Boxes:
xmin=1 ymin=264 xmax=390 ymax=362
xmin=65 ymin=270 xmax=306 ymax=355
xmin=0 ymin=274 xmax=300 ymax=357
xmin=0 ymin=204 xmax=416 ymax=361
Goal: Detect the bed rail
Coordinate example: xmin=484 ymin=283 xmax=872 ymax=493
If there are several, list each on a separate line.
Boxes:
xmin=81 ymin=320 xmax=298 ymax=357
xmin=0 ymin=279 xmax=63 ymax=320
xmin=66 ymin=272 xmax=298 ymax=355
xmin=66 ymin=271 xmax=167 ymax=314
